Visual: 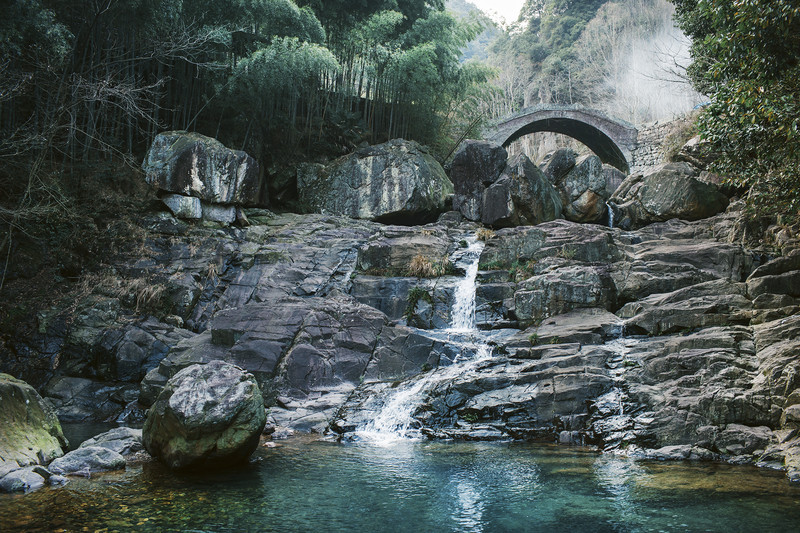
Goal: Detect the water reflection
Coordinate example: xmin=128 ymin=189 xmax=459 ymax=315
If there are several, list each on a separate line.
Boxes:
xmin=593 ymin=454 xmax=649 ymax=529
xmin=451 ymin=475 xmax=485 ymax=531
xmin=1 ymin=440 xmax=799 ymax=532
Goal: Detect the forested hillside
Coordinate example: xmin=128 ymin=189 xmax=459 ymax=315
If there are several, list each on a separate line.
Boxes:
xmin=481 ymin=0 xmax=701 ymax=123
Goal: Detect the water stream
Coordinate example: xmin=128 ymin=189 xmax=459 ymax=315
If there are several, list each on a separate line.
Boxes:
xmin=3 ymin=438 xmax=799 ymax=532
xmin=355 ymin=234 xmax=490 ymax=444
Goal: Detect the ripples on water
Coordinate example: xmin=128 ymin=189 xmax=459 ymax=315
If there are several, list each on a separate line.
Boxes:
xmin=2 ymin=438 xmax=800 ymax=532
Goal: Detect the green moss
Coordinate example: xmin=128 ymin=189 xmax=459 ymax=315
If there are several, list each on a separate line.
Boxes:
xmin=405 ymin=286 xmax=434 ymax=320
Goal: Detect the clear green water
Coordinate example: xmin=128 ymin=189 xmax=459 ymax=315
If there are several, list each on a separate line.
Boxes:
xmin=2 ymin=438 xmax=799 ymax=532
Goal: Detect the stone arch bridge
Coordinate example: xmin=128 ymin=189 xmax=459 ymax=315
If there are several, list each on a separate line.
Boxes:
xmin=485 ymin=105 xmax=639 ymax=173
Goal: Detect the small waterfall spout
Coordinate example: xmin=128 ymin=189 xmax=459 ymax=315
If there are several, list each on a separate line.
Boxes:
xmin=354 ymin=232 xmax=490 ymax=444
xmin=449 ymin=237 xmax=484 ymax=332
xmin=355 ymin=343 xmax=492 ymax=445
xmin=607 ymin=202 xmax=615 ymax=229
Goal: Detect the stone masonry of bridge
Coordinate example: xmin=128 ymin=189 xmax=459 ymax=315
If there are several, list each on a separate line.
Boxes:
xmin=485 ymin=105 xmax=674 ymax=175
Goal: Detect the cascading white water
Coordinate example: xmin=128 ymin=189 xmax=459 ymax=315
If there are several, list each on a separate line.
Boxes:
xmin=449 ymin=237 xmax=485 ymax=332
xmin=607 ymin=202 xmax=615 ymax=229
xmin=596 ymin=335 xmax=641 ymax=419
xmin=355 ymin=233 xmax=490 ymax=445
xmin=356 ymin=343 xmax=491 ymax=445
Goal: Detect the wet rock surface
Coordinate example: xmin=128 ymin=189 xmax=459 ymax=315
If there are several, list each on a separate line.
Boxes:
xmin=3 ymin=169 xmax=800 ymax=482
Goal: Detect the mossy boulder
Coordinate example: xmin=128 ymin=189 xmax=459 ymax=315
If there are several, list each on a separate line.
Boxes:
xmin=0 ymin=374 xmax=68 ymax=477
xmin=142 ymin=361 xmax=266 ymax=470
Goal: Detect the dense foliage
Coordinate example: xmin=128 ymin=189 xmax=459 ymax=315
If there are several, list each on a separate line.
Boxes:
xmin=0 ymin=0 xmax=495 ymax=255
xmin=0 ymin=0 xmax=499 ymax=290
xmin=672 ymin=0 xmax=800 ymax=222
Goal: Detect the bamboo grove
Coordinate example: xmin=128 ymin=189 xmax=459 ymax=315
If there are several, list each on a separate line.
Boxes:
xmin=0 ymin=0 xmax=495 ymax=201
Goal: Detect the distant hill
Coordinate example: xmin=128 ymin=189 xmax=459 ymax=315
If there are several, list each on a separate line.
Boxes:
xmin=446 ymin=0 xmax=503 ymax=62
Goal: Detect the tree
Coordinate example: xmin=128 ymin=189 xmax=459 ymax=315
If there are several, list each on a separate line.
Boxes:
xmin=672 ymin=0 xmax=800 ymax=222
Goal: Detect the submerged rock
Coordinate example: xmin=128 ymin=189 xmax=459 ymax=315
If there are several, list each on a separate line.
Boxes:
xmin=143 ymin=361 xmax=266 ymax=470
xmin=297 ymin=139 xmax=453 ymax=224
xmin=0 ymin=373 xmax=67 ymax=477
xmin=48 ymin=446 xmax=126 ymax=476
xmin=0 ymin=466 xmax=49 ymax=493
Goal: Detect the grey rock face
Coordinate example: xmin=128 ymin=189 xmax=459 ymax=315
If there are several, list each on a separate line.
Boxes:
xmin=619 ymin=279 xmax=752 ymax=336
xmin=540 ymin=148 xmax=577 ymax=183
xmin=549 ymin=153 xmax=609 ymax=224
xmin=356 ymin=224 xmax=451 ymax=274
xmin=515 ymin=262 xmax=617 ymax=326
xmin=79 ymin=427 xmax=143 ymax=456
xmin=746 ymin=254 xmax=800 ymax=299
xmin=609 ymin=162 xmax=729 ymax=229
xmin=297 ymin=139 xmax=453 ymax=224
xmin=49 ymin=446 xmax=126 ymax=476
xmin=162 ymin=194 xmax=202 ymax=219
xmin=481 ymin=154 xmax=562 ymax=228
xmin=521 ymin=308 xmax=622 ymax=346
xmin=139 ymin=294 xmax=388 ymax=428
xmin=143 ymin=361 xmax=266 ymax=470
xmin=450 ymin=140 xmax=508 ymax=221
xmin=143 ymin=131 xmax=262 ymax=206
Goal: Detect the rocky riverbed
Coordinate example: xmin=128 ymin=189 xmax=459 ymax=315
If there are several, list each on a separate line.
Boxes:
xmin=3 ymin=199 xmax=800 ymax=483
xmin=2 ymin=135 xmax=800 ymax=490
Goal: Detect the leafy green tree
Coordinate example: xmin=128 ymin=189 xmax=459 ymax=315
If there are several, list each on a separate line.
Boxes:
xmin=672 ymin=0 xmax=800 ymax=221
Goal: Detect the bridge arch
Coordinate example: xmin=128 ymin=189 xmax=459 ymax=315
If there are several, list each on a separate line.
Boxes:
xmin=485 ymin=105 xmax=639 ymax=173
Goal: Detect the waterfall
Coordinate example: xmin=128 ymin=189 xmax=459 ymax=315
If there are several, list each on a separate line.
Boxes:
xmin=354 ymin=233 xmax=490 ymax=444
xmin=355 ymin=343 xmax=491 ymax=445
xmin=607 ymin=202 xmax=615 ymax=229
xmin=449 ymin=237 xmax=484 ymax=332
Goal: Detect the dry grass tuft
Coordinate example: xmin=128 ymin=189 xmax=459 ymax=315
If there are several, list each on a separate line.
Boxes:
xmin=476 ymin=228 xmax=495 ymax=241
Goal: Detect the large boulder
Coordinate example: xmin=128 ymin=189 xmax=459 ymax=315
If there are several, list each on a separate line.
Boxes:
xmin=551 ymin=154 xmax=608 ymax=224
xmin=608 ymin=162 xmax=729 ymax=229
xmin=450 ymin=140 xmax=507 ymax=221
xmin=0 ymin=374 xmax=67 ymax=477
xmin=142 ymin=360 xmax=266 ymax=470
xmin=143 ymin=131 xmax=263 ymax=206
xmin=481 ymin=153 xmax=562 ymax=228
xmin=540 ymin=148 xmax=577 ymax=183
xmin=297 ymin=139 xmax=453 ymax=224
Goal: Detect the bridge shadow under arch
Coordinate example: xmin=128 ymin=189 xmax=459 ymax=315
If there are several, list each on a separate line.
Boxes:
xmin=485 ymin=106 xmax=639 ymax=173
